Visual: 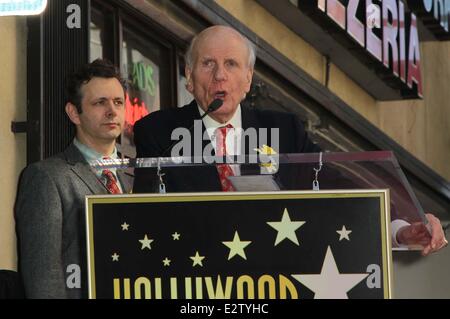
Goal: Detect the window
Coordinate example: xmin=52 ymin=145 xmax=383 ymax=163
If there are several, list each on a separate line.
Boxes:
xmin=120 ymin=25 xmax=173 ymax=156
xmin=177 ymin=55 xmax=193 ymax=107
xmin=89 ymin=0 xmax=185 ymax=157
xmin=89 ymin=6 xmax=105 ymax=61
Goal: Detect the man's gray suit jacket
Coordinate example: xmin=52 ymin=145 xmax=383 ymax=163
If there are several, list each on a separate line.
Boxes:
xmin=15 ymin=143 xmax=132 ymax=298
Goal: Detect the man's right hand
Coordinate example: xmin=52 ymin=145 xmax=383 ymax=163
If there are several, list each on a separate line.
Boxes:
xmin=397 ymin=213 xmax=448 ymax=256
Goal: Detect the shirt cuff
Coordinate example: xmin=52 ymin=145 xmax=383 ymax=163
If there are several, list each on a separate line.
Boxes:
xmin=391 ymin=219 xmax=411 ymax=248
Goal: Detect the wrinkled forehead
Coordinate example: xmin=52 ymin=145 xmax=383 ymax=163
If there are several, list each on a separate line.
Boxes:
xmin=193 ymin=27 xmax=250 ymax=64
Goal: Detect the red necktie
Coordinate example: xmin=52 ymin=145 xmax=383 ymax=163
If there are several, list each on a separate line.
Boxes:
xmin=215 ymin=124 xmax=235 ymax=192
xmin=101 ymin=169 xmax=122 ymax=194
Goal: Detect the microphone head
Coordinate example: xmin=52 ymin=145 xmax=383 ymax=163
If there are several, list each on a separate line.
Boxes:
xmin=207 ymin=99 xmax=223 ymax=113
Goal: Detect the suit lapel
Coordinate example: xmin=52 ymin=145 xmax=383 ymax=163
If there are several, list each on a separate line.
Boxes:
xmin=184 ymin=101 xmax=214 ymax=157
xmin=64 ymin=144 xmax=108 ymax=194
xmin=241 ymin=105 xmax=279 ymax=152
xmin=117 ymin=170 xmax=133 ymax=194
xmin=185 ymin=101 xmax=221 ymax=190
xmin=241 ymin=105 xmax=263 ymax=154
xmin=241 ymin=105 xmax=260 ymax=130
xmin=240 ymin=106 xmax=267 ymax=175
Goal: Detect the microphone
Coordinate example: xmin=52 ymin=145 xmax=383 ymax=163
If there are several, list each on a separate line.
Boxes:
xmin=201 ymin=98 xmax=223 ymax=119
xmin=160 ymin=99 xmax=223 ymax=157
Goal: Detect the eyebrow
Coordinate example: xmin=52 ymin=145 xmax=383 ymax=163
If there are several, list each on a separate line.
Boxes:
xmin=225 ymin=57 xmax=239 ymax=63
xmin=91 ymin=97 xmax=124 ymax=102
xmin=95 ymin=96 xmax=124 ymax=99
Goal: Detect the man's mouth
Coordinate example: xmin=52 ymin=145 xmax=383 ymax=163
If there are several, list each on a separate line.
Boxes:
xmin=104 ymin=123 xmax=119 ymax=128
xmin=214 ymin=91 xmax=227 ymax=100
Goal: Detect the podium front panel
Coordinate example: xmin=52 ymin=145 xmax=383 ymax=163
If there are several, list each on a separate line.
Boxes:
xmin=86 ymin=190 xmax=392 ymax=299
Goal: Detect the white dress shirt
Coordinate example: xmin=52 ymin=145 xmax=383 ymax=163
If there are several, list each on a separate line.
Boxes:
xmin=198 ymin=104 xmax=242 ymax=175
xmin=73 ymin=138 xmax=124 ymax=193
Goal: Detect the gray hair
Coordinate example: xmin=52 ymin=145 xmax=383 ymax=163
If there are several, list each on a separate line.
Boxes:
xmin=185 ymin=27 xmax=256 ymax=70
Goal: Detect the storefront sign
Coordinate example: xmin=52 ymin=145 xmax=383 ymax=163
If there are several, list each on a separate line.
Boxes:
xmin=0 ymin=0 xmax=47 ymax=16
xmin=132 ymin=61 xmax=156 ymax=97
xmin=408 ymin=0 xmax=450 ymax=40
xmin=256 ymin=0 xmax=424 ymax=99
xmin=312 ymin=0 xmax=423 ymax=97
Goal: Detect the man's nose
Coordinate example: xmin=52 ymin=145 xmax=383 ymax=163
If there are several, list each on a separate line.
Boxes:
xmin=213 ymin=64 xmax=227 ymax=81
xmin=106 ymin=100 xmax=117 ymax=117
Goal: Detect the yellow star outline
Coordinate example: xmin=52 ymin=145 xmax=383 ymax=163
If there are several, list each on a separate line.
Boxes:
xmin=222 ymin=231 xmax=252 ymax=260
xmin=267 ymin=208 xmax=305 ymax=246
xmin=190 ymin=251 xmax=205 ymax=267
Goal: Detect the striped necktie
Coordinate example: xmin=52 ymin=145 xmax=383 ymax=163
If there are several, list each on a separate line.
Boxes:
xmin=101 ymin=158 xmax=122 ymax=194
xmin=215 ymin=124 xmax=235 ymax=192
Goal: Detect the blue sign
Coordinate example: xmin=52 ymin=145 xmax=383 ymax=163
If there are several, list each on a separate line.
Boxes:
xmin=0 ymin=0 xmax=47 ymax=16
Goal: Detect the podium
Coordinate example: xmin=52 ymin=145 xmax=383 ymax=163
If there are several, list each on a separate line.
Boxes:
xmin=85 ymin=151 xmax=427 ymax=299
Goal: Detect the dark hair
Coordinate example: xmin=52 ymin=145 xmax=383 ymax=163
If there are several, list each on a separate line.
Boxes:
xmin=65 ymin=59 xmax=127 ymax=113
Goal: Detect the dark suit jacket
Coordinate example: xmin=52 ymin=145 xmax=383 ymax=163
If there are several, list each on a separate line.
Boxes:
xmin=15 ymin=143 xmax=132 ymax=299
xmin=133 ymin=100 xmax=324 ymax=193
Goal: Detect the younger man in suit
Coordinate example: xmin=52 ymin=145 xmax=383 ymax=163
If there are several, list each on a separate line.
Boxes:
xmin=15 ymin=59 xmax=131 ymax=298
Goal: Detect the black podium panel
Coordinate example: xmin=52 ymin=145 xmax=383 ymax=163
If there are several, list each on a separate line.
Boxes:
xmin=86 ymin=190 xmax=392 ymax=299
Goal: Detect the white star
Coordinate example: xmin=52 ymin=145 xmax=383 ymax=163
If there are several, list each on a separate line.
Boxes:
xmin=121 ymin=222 xmax=129 ymax=231
xmin=337 ymin=225 xmax=352 ymax=241
xmin=222 ymin=231 xmax=252 ymax=260
xmin=291 ymin=246 xmax=369 ymax=299
xmin=111 ymin=253 xmax=119 ymax=261
xmin=267 ymin=208 xmax=305 ymax=246
xmin=172 ymin=232 xmax=181 ymax=240
xmin=190 ymin=251 xmax=205 ymax=267
xmin=139 ymin=234 xmax=154 ymax=250
xmin=162 ymin=257 xmax=171 ymax=266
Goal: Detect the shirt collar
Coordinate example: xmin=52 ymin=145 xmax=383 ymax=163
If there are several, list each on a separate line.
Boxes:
xmin=73 ymin=138 xmax=119 ymax=163
xmin=197 ymin=103 xmax=242 ymax=132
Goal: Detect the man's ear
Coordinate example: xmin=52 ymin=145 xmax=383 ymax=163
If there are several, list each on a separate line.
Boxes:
xmin=65 ymin=102 xmax=81 ymax=125
xmin=185 ymin=66 xmax=194 ymax=93
xmin=245 ymin=68 xmax=254 ymax=93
